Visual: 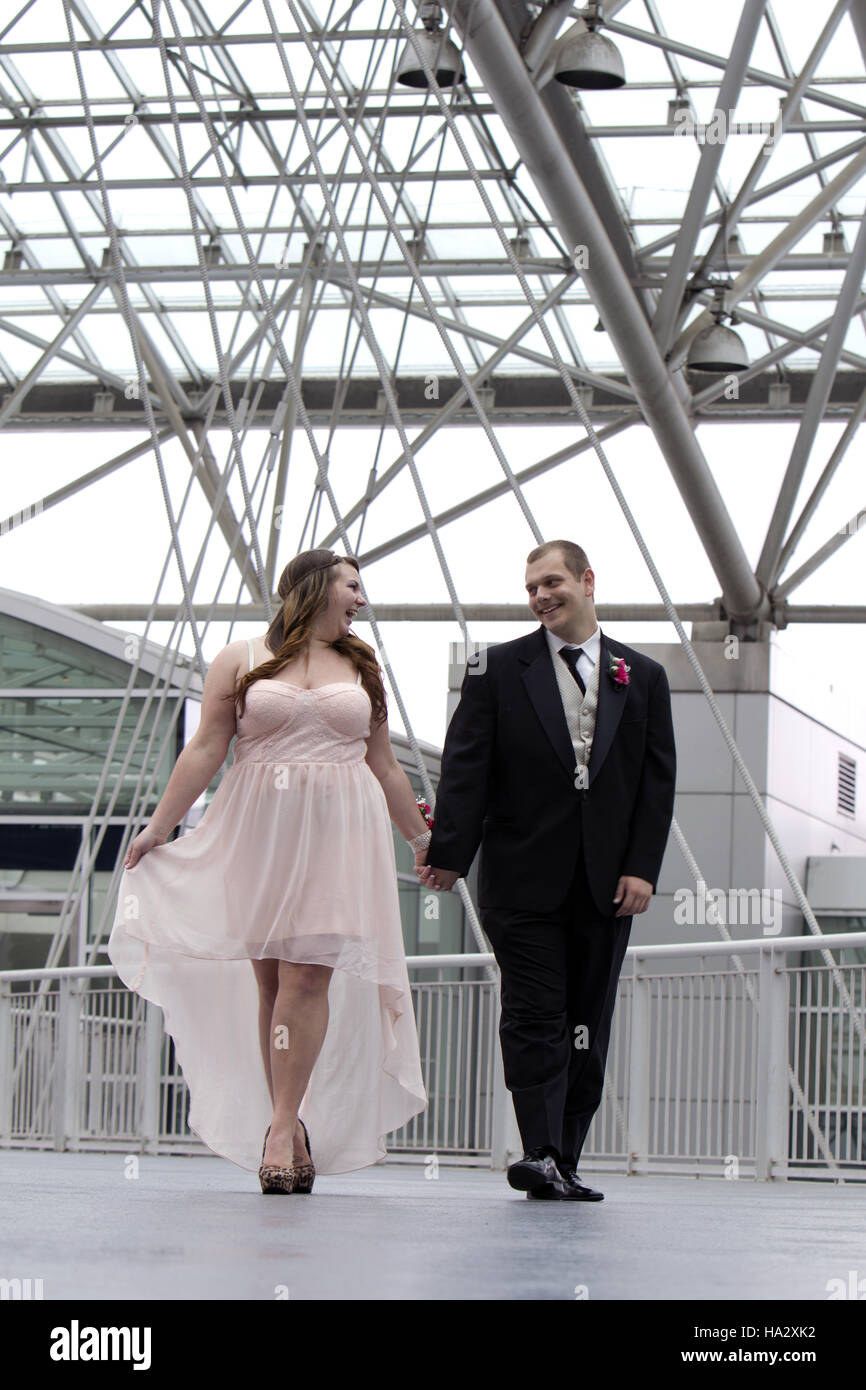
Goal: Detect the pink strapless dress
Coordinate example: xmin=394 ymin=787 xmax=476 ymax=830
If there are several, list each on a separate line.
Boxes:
xmin=107 ymin=639 xmax=427 ymax=1174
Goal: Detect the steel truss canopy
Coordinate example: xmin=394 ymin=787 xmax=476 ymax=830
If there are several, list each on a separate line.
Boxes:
xmin=1 ymin=0 xmax=865 ymax=629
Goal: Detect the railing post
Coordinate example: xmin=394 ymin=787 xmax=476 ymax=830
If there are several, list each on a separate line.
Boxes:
xmin=54 ymin=977 xmax=83 ymax=1152
xmin=140 ymin=1001 xmax=164 ymax=1154
xmin=627 ymin=957 xmax=651 ymax=1173
xmin=755 ymin=945 xmax=790 ymax=1180
xmin=0 ymin=983 xmax=13 ymax=1144
xmin=490 ymin=974 xmax=522 ymax=1169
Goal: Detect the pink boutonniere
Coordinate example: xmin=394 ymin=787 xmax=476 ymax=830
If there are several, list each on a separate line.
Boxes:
xmin=608 ymin=654 xmax=630 ymax=687
xmin=415 ymin=796 xmax=434 ymax=829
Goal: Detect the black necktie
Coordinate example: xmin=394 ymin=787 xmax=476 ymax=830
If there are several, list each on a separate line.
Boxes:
xmin=559 ymin=646 xmax=586 ymax=696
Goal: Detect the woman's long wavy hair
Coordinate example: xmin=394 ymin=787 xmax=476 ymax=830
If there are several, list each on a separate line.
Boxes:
xmin=227 ymin=549 xmax=387 ymax=725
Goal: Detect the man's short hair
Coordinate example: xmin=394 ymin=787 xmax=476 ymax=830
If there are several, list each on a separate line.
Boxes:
xmin=526 ymin=539 xmax=590 ymax=580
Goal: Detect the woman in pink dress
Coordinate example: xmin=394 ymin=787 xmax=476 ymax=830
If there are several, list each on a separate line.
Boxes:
xmin=108 ymin=549 xmax=430 ymax=1193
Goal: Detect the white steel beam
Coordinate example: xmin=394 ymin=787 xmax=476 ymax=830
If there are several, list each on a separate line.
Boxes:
xmin=668 ymin=139 xmax=866 ymax=369
xmin=692 ymin=0 xmax=851 ymax=285
xmin=605 ymin=16 xmax=866 ymax=118
xmin=757 ymin=201 xmax=866 ymax=586
xmin=775 ymin=386 xmax=866 ymax=581
xmin=69 ymin=602 xmax=866 ymax=624
xmin=0 ymin=283 xmax=104 ymax=428
xmin=452 ymin=0 xmax=765 ymax=621
xmin=651 ymin=0 xmax=768 ymax=354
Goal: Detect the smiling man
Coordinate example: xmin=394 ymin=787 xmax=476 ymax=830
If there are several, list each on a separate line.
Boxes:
xmin=418 ymin=539 xmax=676 ymax=1202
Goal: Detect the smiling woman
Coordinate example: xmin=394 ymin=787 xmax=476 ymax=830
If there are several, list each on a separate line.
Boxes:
xmin=107 ymin=548 xmax=431 ymax=1192
xmin=230 ymin=549 xmax=387 ymax=723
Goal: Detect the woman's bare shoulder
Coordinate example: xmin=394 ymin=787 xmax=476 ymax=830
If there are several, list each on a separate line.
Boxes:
xmin=205 ymin=637 xmax=258 ymax=683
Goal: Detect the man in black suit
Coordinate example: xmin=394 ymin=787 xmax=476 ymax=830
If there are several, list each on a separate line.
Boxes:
xmin=418 ymin=540 xmax=676 ymax=1201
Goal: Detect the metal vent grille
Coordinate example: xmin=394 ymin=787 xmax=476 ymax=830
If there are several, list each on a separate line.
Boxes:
xmin=837 ymin=753 xmax=856 ymax=817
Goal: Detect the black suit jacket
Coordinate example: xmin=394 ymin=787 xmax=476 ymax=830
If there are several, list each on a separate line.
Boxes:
xmin=426 ymin=626 xmax=677 ymax=914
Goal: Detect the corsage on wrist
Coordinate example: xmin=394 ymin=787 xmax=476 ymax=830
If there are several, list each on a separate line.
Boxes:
xmin=408 ymin=796 xmax=434 ymax=853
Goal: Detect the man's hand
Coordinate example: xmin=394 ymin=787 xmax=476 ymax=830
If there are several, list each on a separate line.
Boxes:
xmin=613 ymin=875 xmax=653 ymax=916
xmin=416 ymin=863 xmax=461 ymax=892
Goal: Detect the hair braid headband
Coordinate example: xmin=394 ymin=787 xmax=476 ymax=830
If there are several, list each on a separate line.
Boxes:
xmin=284 ymin=555 xmax=343 ymax=594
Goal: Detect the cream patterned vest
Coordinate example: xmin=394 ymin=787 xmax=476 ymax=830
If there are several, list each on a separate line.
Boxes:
xmin=551 ymin=644 xmax=601 ymax=787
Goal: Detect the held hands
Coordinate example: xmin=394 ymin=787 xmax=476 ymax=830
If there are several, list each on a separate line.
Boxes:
xmin=123 ymin=826 xmax=167 ymax=869
xmin=413 ymin=845 xmax=647 ymax=907
xmin=414 ymin=850 xmax=460 ymax=893
xmin=613 ymin=875 xmax=653 ymax=916
xmin=414 ymin=858 xmax=652 ymax=905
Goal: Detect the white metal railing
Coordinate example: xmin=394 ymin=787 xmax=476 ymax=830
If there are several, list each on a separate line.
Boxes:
xmin=1 ymin=933 xmax=864 ymax=1179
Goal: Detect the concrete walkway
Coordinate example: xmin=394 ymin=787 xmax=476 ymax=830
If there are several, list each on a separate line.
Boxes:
xmin=2 ymin=1150 xmax=863 ymax=1301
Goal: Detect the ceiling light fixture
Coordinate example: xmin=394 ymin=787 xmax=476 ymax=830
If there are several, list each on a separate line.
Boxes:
xmin=554 ymin=3 xmax=625 ymax=91
xmin=396 ymin=2 xmax=465 ymax=90
xmin=687 ymin=287 xmax=748 ymax=373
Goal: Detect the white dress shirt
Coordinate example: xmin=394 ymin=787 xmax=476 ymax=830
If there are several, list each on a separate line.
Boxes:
xmin=544 ymin=623 xmax=601 ymax=689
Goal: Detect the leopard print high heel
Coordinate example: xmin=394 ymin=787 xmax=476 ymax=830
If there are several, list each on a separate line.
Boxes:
xmin=258 ymin=1124 xmax=297 ymax=1194
xmin=294 ymin=1117 xmax=315 ymax=1194
xmin=259 ymin=1161 xmax=297 ymax=1194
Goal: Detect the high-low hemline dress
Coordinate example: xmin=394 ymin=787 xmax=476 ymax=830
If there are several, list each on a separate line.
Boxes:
xmin=107 ymin=639 xmax=428 ymax=1175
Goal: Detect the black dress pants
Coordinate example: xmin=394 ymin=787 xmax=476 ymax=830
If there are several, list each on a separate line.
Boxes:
xmin=481 ymin=847 xmax=632 ymax=1167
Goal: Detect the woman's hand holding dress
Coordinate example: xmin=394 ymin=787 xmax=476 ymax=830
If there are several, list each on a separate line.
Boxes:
xmin=123 ymin=826 xmax=167 ymax=869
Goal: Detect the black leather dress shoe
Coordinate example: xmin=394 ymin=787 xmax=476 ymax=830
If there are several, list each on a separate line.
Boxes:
xmin=506 ymin=1148 xmax=561 ymax=1192
xmin=555 ymin=1166 xmax=604 ymax=1201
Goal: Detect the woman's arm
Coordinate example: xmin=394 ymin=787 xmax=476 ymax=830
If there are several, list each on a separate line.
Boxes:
xmin=146 ymin=741 xmax=229 ymax=840
xmin=364 ymin=710 xmax=430 ymax=844
xmin=124 ymin=643 xmax=243 ymax=866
